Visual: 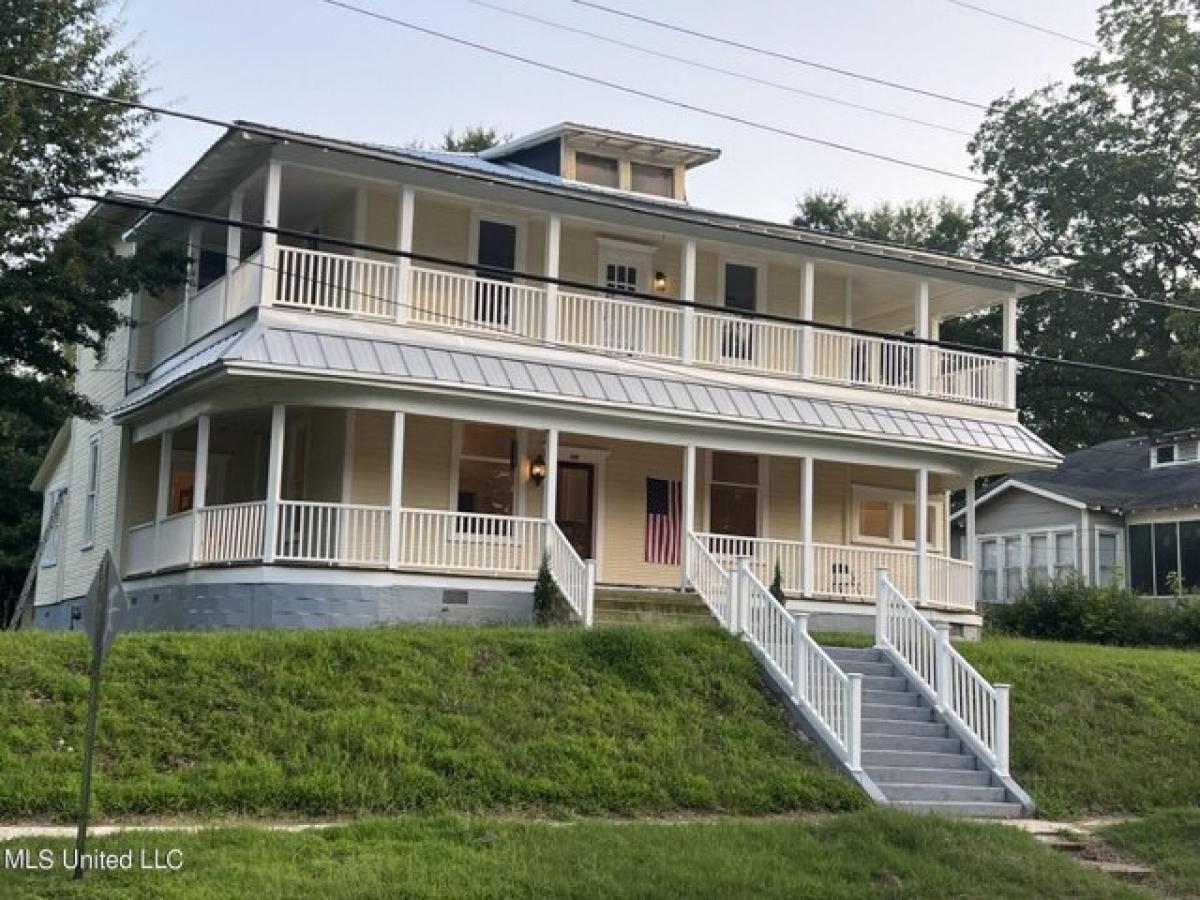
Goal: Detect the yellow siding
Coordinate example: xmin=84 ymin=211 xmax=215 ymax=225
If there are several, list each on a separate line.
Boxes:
xmin=401 ymin=416 xmax=453 ymax=509
xmin=349 ymin=410 xmax=392 ymax=505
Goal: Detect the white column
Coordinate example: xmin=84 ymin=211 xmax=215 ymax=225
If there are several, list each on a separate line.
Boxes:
xmin=965 ymin=475 xmax=977 ymax=608
xmin=915 ymin=280 xmax=930 ymax=395
xmin=394 ymin=185 xmax=415 ymax=324
xmin=544 ymin=427 xmax=559 ymax=532
xmin=190 ymin=415 xmax=210 ymax=562
xmin=543 ymin=214 xmax=560 ymax=342
xmin=223 ymin=188 xmax=245 ymax=321
xmin=388 ymin=411 xmax=405 ymax=569
xmin=799 ymin=260 xmax=815 ymax=377
xmin=680 ymin=239 xmax=696 ymax=364
xmin=801 ymin=456 xmax=814 ymax=596
xmin=1002 ymin=293 xmax=1019 ymax=408
xmin=915 ymin=467 xmax=929 ymax=602
xmin=260 ymin=159 xmax=282 ymax=306
xmin=154 ymin=429 xmax=173 ymax=571
xmin=682 ymin=444 xmax=696 ymax=586
xmin=262 ymin=404 xmax=286 ymax=564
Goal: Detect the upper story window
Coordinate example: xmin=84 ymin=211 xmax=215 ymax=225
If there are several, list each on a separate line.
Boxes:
xmin=630 ymin=162 xmax=674 ymax=198
xmin=575 ymin=152 xmax=620 ymax=189
xmin=1151 ymin=440 xmax=1199 ymax=468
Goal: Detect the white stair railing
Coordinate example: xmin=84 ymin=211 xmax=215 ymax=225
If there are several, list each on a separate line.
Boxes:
xmin=684 ymin=532 xmax=732 ymax=627
xmin=545 ymin=522 xmax=595 ymax=626
xmin=875 ymin=568 xmax=1010 ymax=776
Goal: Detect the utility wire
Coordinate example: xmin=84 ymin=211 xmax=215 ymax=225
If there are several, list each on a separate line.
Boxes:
xmin=1 ymin=75 xmax=1195 ymax=317
xmin=943 ymin=0 xmax=1099 ymax=49
xmin=313 ymin=0 xmax=985 ymax=184
xmin=465 ymin=0 xmax=973 ymax=137
xmin=569 ymin=0 xmax=990 ymax=110
xmin=27 ymin=191 xmax=1200 ymax=390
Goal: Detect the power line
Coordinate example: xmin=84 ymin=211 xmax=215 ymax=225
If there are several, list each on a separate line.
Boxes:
xmin=314 ymin=0 xmax=985 ymax=184
xmin=465 ymin=0 xmax=973 ymax=137
xmin=569 ymin=0 xmax=990 ymax=111
xmin=943 ymin=0 xmax=1099 ymax=49
xmin=1 ymin=74 xmax=1194 ymax=317
xmin=24 ymin=191 xmax=1200 ymax=391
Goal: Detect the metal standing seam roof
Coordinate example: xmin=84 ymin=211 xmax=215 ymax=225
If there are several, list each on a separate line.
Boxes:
xmin=113 ymin=322 xmax=1061 ymax=464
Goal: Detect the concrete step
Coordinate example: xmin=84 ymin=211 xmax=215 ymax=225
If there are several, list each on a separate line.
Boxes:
xmin=862 ymin=674 xmax=909 ymax=692
xmin=878 ymin=783 xmax=1008 ymax=804
xmin=822 ymin=647 xmax=883 ymax=664
xmin=863 ymin=689 xmax=922 ymax=708
xmin=866 ymin=766 xmax=994 ymax=787
xmin=862 ymin=718 xmax=949 ymax=738
xmin=863 ymin=703 xmax=933 ymax=722
xmin=864 ymin=734 xmax=961 ymax=754
xmin=890 ymin=800 xmax=1025 ymax=819
xmin=836 ymin=659 xmax=896 ymax=677
xmin=863 ymin=749 xmax=978 ymax=770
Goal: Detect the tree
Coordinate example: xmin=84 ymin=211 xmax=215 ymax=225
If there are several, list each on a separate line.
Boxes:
xmin=440 ymin=125 xmax=509 ymax=153
xmin=0 ymin=0 xmax=181 ymax=618
xmin=533 ymin=555 xmax=574 ymax=626
xmin=793 ymin=191 xmax=973 ymax=256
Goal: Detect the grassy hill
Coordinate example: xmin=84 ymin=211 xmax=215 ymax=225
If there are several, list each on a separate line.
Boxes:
xmin=0 ymin=626 xmax=864 ymax=821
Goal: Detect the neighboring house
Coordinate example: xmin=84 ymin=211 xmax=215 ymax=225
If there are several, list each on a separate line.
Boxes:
xmin=953 ymin=429 xmax=1200 ymax=602
xmin=30 ymin=120 xmax=1062 ymax=635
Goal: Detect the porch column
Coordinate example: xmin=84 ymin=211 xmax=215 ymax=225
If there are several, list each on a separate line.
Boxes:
xmin=182 ymin=221 xmax=202 ymax=346
xmin=260 ymin=159 xmax=282 ymax=307
xmin=680 ymin=239 xmax=696 ymax=364
xmin=843 ymin=275 xmax=853 ymax=326
xmin=223 ymin=188 xmax=244 ymax=321
xmin=544 ymin=427 xmax=559 ymax=537
xmin=965 ymin=475 xmax=977 ymax=607
xmin=915 ymin=467 xmax=929 ymax=602
xmin=1002 ymin=293 xmax=1019 ymax=408
xmin=154 ymin=428 xmax=173 ymax=571
xmin=394 ymin=185 xmax=415 ymax=324
xmin=681 ymin=444 xmax=696 ymax=586
xmin=801 ymin=457 xmax=814 ymax=596
xmin=915 ymin=279 xmax=931 ymax=395
xmin=262 ymin=404 xmax=286 ymax=564
xmin=543 ymin=214 xmax=560 ymax=342
xmin=190 ymin=415 xmax=210 ymax=563
xmin=799 ymin=260 xmax=815 ymax=378
xmin=388 ymin=411 xmax=406 ymax=569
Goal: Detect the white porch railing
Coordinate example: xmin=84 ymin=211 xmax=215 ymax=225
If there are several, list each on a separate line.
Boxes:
xmin=393 ymin=508 xmax=544 ymax=575
xmin=811 ymin=331 xmax=916 ymax=393
xmin=693 ymin=312 xmax=801 ymax=376
xmin=275 ymin=500 xmax=390 ymax=566
xmin=197 ymin=501 xmax=267 ymax=564
xmin=813 ymin=543 xmax=919 ymax=602
xmin=930 ymin=348 xmax=1007 ymax=408
xmin=685 ymin=532 xmax=732 ymax=626
xmin=557 ymin=289 xmax=682 ymax=359
xmin=157 ymin=511 xmax=195 ymax=570
xmin=928 ymin=555 xmax=975 ymax=611
xmin=545 ymin=521 xmax=595 ymax=625
xmin=410 ymin=266 xmax=545 ymax=339
xmin=150 ymin=305 xmax=185 ymax=368
xmin=125 ymin=521 xmax=157 ymax=575
xmin=699 ymin=534 xmax=804 ymax=595
xmin=226 ymin=250 xmax=264 ymax=319
xmin=875 ymin=570 xmax=1009 ymax=776
xmin=275 ymin=246 xmax=394 ymax=319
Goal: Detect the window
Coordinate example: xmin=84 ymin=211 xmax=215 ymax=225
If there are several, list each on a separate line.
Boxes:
xmin=1155 ymin=445 xmax=1175 ymax=466
xmin=1028 ymin=534 xmax=1050 ymax=584
xmin=474 ymin=219 xmax=518 ymax=327
xmin=851 ymin=487 xmax=942 ymax=550
xmin=1153 ymin=522 xmax=1179 ymax=595
xmin=456 ymin=424 xmax=515 ymax=518
xmin=575 ymin=152 xmax=620 ymax=188
xmin=40 ymin=487 xmax=66 ymax=568
xmin=1129 ymin=523 xmax=1153 ymax=593
xmin=604 ymin=262 xmax=639 ymax=294
xmin=979 ymin=539 xmax=999 ymax=603
xmin=1180 ymin=521 xmax=1200 ymax=590
xmin=858 ymin=500 xmax=892 ymax=541
xmin=720 ymin=262 xmax=759 ymax=363
xmin=900 ymin=502 xmax=937 ymax=546
xmin=1003 ymin=536 xmax=1023 ymax=600
xmin=708 ymin=452 xmax=758 ymax=538
xmin=630 ymin=162 xmax=674 ymax=197
xmin=1128 ymin=520 xmax=1200 ymax=595
xmin=1098 ymin=531 xmax=1119 ymax=585
xmin=82 ymin=436 xmax=100 ymax=547
xmin=1053 ymin=531 xmax=1076 ymax=581
xmin=1151 ymin=441 xmax=1199 ymax=468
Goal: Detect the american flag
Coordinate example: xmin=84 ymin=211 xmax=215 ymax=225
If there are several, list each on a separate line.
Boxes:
xmin=645 ymin=477 xmax=682 ymax=565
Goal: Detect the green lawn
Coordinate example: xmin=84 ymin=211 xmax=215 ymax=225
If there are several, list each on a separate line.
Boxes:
xmin=0 ymin=627 xmax=863 ymax=821
xmin=957 ymin=638 xmax=1200 ymax=818
xmin=1102 ymin=808 xmax=1200 ymax=897
xmin=0 ymin=811 xmax=1141 ymax=900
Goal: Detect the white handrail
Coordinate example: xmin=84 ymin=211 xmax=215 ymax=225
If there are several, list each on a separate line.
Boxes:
xmin=698 ymin=533 xmax=804 ymax=595
xmin=393 ymin=508 xmax=544 ymax=575
xmin=545 ymin=521 xmax=594 ymax=625
xmin=197 ymin=501 xmax=267 ymax=563
xmin=685 ymin=532 xmax=732 ymax=627
xmin=275 ymin=246 xmax=394 ymax=319
xmin=874 ymin=568 xmax=1009 ymax=775
xmin=557 ymin=288 xmax=682 ymax=359
xmin=275 ymin=500 xmax=390 ymax=566
xmin=410 ymin=265 xmax=546 ymax=338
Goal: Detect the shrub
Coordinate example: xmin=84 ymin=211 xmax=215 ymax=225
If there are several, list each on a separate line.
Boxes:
xmin=532 ymin=554 xmax=575 ymax=626
xmin=769 ymin=562 xmax=786 ymax=605
xmin=986 ymin=575 xmax=1200 ymax=647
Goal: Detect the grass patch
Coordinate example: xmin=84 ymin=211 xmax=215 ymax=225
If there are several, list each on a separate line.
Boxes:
xmin=1102 ymin=808 xmax=1200 ymax=896
xmin=0 ymin=626 xmax=864 ymax=821
xmin=810 ymin=630 xmax=874 ymax=648
xmin=958 ymin=637 xmax=1200 ymax=818
xmin=0 ymin=811 xmax=1141 ymax=899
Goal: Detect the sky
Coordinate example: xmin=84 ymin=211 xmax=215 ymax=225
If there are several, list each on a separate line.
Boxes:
xmin=118 ymin=0 xmax=1102 ymax=224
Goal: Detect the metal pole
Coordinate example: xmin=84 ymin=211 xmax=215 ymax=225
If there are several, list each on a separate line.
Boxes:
xmin=73 ymin=565 xmax=106 ymax=881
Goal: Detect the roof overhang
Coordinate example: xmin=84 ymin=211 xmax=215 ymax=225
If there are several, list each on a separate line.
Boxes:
xmin=30 ymin=423 xmax=70 ymax=491
xmin=482 ymin=122 xmax=721 ymax=168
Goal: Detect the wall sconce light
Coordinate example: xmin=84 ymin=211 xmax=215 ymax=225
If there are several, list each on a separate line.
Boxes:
xmin=653 ymin=271 xmax=668 ymax=292
xmin=530 ymin=453 xmax=547 ymax=486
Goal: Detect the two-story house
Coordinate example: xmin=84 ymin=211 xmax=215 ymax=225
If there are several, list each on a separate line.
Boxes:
xmin=29 ymin=121 xmax=1062 ymax=635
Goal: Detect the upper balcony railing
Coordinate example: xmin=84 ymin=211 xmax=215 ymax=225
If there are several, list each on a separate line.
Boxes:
xmin=144 ymin=245 xmax=1011 ymax=409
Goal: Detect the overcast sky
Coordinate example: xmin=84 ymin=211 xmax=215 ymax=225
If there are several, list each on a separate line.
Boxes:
xmin=121 ymin=0 xmax=1101 ymax=223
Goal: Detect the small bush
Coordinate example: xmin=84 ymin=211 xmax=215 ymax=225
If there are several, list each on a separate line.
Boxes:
xmin=532 ymin=554 xmax=575 ymax=626
xmin=769 ymin=562 xmax=786 ymax=605
xmin=986 ymin=575 xmax=1200 ymax=647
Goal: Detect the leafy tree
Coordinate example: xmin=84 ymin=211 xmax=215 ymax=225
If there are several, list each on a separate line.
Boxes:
xmin=0 ymin=0 xmax=181 ymax=619
xmin=440 ymin=125 xmax=509 ymax=153
xmin=793 ymin=191 xmax=973 ymax=257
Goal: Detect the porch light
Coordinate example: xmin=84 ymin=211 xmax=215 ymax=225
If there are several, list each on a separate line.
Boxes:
xmin=530 ymin=453 xmax=547 ymax=486
xmin=653 ymin=271 xmax=668 ymax=292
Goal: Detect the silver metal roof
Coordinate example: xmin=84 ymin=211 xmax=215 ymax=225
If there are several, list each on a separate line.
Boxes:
xmin=113 ymin=320 xmax=1060 ymax=464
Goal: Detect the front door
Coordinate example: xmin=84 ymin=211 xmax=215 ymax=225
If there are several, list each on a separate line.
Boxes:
xmin=556 ymin=462 xmax=595 ymax=560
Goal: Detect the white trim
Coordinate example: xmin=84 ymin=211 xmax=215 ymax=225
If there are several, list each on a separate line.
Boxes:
xmin=595 ymin=236 xmax=659 ymax=255
xmin=39 ymin=482 xmax=68 ymax=569
xmin=81 ymin=431 xmax=102 ymax=550
xmin=950 ymin=477 xmax=1088 ymax=521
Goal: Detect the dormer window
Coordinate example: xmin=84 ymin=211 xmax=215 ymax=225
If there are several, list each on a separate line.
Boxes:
xmin=630 ymin=162 xmax=674 ymax=198
xmin=1150 ymin=439 xmax=1200 ymax=468
xmin=1157 ymin=445 xmax=1176 ymax=466
xmin=575 ymin=152 xmax=620 ymax=188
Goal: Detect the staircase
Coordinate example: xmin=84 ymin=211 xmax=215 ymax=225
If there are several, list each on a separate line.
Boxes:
xmin=592 ymin=588 xmax=717 ymax=628
xmin=824 ymin=645 xmax=1025 ymax=818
